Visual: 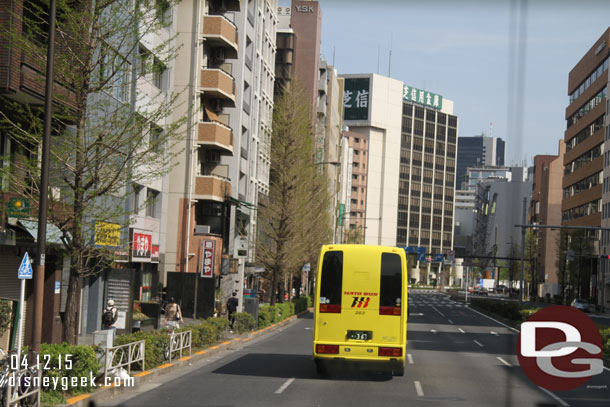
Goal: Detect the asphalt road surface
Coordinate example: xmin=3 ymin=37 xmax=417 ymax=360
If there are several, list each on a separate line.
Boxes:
xmin=102 ymin=291 xmax=610 ymax=407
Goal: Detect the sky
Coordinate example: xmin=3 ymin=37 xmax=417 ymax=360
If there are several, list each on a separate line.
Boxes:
xmin=312 ymin=0 xmax=610 ymax=165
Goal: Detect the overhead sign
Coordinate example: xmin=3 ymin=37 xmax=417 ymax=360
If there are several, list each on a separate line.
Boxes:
xmin=403 ymin=85 xmax=443 ymax=110
xmin=93 ymin=221 xmax=121 ymax=247
xmin=338 ymin=204 xmax=345 ymax=226
xmin=417 ymin=247 xmax=427 ymax=262
xmin=131 ymin=229 xmax=152 ymax=262
xmin=343 ymin=77 xmax=370 ymax=121
xmin=433 ymin=254 xmax=444 ymax=263
xmin=18 ymin=252 xmax=33 ymax=279
xmin=201 ymin=239 xmax=216 ymax=278
xmin=7 ymin=198 xmax=30 ymax=219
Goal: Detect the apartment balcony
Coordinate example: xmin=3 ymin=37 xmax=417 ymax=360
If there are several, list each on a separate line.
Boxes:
xmin=197 ymin=121 xmax=233 ymax=155
xmin=194 ymin=175 xmax=232 ymax=202
xmin=202 ymin=15 xmax=238 ymax=57
xmin=201 ymin=68 xmax=236 ymax=107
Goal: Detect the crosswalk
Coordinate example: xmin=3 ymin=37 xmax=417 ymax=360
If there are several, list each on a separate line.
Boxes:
xmin=408 ymin=290 xmax=465 ymax=308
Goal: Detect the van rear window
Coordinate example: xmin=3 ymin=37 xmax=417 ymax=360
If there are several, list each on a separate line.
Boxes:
xmin=379 ymin=253 xmax=402 ymax=307
xmin=320 ymin=251 xmax=343 ymax=305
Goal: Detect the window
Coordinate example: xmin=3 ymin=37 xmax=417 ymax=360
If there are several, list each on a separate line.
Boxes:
xmin=150 ymin=123 xmax=163 ymax=152
xmin=133 ymin=184 xmax=143 ymax=213
xmin=380 ymin=253 xmax=402 ymax=308
xmin=354 ymin=138 xmax=360 ymax=143
xmin=320 ymin=251 xmax=343 ymax=306
xmin=146 ymin=189 xmax=160 ymax=218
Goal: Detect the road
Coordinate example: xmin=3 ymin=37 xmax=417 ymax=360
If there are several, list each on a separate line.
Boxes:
xmin=102 ymin=291 xmax=610 ymax=407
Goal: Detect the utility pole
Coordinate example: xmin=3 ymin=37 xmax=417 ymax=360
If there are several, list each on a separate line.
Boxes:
xmin=519 ymin=197 xmax=526 ymax=303
xmin=33 ymin=0 xmax=56 ymax=351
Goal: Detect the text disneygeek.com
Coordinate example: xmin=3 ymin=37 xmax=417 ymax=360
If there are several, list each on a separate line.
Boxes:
xmin=1 ymin=373 xmax=135 ymax=391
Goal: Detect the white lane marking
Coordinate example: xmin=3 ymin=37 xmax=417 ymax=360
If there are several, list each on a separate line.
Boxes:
xmin=430 ymin=329 xmax=437 ymax=334
xmin=537 ymin=386 xmax=570 ymax=407
xmin=304 ymin=327 xmax=311 ymax=330
xmin=447 ymin=319 xmax=454 ymax=324
xmin=473 ymin=340 xmax=484 ymax=347
xmin=490 ymin=331 xmax=499 ymax=336
xmin=605 ymin=366 xmax=610 ymax=372
xmin=467 ymin=307 xmax=520 ymax=333
xmin=458 ymin=328 xmax=465 ymax=334
xmin=431 ymin=305 xmax=445 ymax=317
xmin=407 ymin=354 xmax=414 ymax=364
xmin=414 ymin=381 xmax=424 ymax=397
xmin=274 ymin=378 xmax=295 ymax=394
xmin=496 ymin=356 xmax=511 ymax=367
xmin=411 ymin=313 xmax=424 ymax=316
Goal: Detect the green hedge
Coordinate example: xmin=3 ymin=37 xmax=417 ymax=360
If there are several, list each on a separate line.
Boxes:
xmin=258 ymin=302 xmax=297 ymax=329
xmin=469 ymin=298 xmax=523 ymax=322
xmin=233 ymin=312 xmax=257 ymax=333
xmin=600 ymin=326 xmax=610 ymax=360
xmin=39 ymin=343 xmax=101 ymax=403
xmin=292 ymin=297 xmax=308 ymax=314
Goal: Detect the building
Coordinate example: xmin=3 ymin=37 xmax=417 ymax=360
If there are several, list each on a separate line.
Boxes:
xmin=340 ymin=73 xmax=457 ymax=284
xmin=345 ymin=130 xmax=369 ymax=243
xmin=456 ymin=134 xmax=505 ymax=190
xmin=276 ymin=0 xmax=321 ymax=125
xmin=164 ymin=0 xmax=277 ymax=315
xmin=564 ymin=28 xmax=607 ymax=307
xmin=530 ymin=143 xmax=565 ymax=298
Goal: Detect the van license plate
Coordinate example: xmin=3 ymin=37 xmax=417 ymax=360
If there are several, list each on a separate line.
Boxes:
xmin=347 ymin=330 xmax=372 ymax=340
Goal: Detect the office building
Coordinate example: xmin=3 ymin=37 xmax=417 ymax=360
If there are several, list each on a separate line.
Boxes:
xmin=456 ymin=134 xmax=505 ymax=190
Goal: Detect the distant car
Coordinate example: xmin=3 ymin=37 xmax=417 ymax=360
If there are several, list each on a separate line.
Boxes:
xmin=571 ymin=299 xmax=590 ymax=312
xmin=495 ymin=285 xmax=508 ymax=294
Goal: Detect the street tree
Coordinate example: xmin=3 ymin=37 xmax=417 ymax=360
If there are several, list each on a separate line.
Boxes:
xmin=256 ymin=85 xmax=332 ymax=305
xmin=0 ymin=0 xmax=183 ymax=343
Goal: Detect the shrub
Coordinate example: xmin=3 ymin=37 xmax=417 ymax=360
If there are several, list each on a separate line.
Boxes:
xmin=114 ymin=330 xmax=166 ymax=370
xmin=0 ymin=298 xmax=13 ymax=335
xmin=39 ymin=343 xmax=100 ymax=395
xmin=600 ymin=326 xmax=610 ymax=360
xmin=233 ymin=312 xmax=257 ymax=333
xmin=258 ymin=305 xmax=274 ymax=328
xmin=205 ymin=317 xmax=230 ymax=340
xmin=470 ymin=298 xmax=522 ymax=322
xmin=292 ymin=297 xmax=308 ymax=314
xmin=195 ymin=321 xmax=218 ymax=345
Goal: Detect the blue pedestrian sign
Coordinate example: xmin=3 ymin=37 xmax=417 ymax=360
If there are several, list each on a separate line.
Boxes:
xmin=417 ymin=247 xmax=427 ymax=262
xmin=18 ymin=252 xmax=33 ymax=279
xmin=433 ymin=254 xmax=444 ymax=263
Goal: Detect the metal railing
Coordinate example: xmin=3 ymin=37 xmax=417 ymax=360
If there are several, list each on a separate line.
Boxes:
xmin=167 ymin=330 xmax=192 ymax=362
xmin=104 ymin=340 xmax=145 ymax=379
xmin=2 ymin=365 xmax=41 ymax=407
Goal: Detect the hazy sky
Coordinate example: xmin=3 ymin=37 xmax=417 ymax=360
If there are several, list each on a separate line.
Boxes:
xmin=311 ymin=0 xmax=610 ymax=165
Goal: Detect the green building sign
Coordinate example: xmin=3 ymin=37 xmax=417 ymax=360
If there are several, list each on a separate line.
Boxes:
xmin=6 ymin=198 xmax=30 ymax=218
xmin=343 ymin=77 xmax=370 ymax=121
xmin=403 ymin=85 xmax=443 ymax=110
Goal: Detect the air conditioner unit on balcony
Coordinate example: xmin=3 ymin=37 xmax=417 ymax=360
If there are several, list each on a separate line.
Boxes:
xmin=194 ymin=225 xmax=211 ymax=235
xmin=206 ymin=150 xmax=221 ymax=163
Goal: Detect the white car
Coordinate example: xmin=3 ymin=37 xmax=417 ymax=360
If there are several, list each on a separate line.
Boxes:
xmin=570 ymin=299 xmax=590 ymax=312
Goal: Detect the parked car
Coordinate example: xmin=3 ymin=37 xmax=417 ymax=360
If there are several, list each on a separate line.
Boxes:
xmin=570 ymin=299 xmax=590 ymax=312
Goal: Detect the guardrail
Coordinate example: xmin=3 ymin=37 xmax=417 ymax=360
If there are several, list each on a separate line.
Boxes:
xmin=2 ymin=365 xmax=42 ymax=407
xmin=104 ymin=340 xmax=145 ymax=379
xmin=167 ymin=330 xmax=192 ymax=362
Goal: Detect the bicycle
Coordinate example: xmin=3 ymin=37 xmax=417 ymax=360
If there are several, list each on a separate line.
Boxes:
xmin=0 ymin=349 xmax=39 ymax=407
xmin=163 ymin=321 xmax=181 ymax=362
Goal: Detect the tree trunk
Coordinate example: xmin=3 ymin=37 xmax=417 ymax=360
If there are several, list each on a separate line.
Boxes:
xmin=269 ymin=267 xmax=278 ymax=306
xmin=63 ymin=266 xmax=81 ymax=344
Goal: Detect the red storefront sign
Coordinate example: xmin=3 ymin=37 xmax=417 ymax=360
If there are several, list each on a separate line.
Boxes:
xmin=201 ymin=239 xmax=216 ymax=278
xmin=151 ymin=245 xmax=160 ymax=263
xmin=131 ymin=230 xmax=152 ymax=262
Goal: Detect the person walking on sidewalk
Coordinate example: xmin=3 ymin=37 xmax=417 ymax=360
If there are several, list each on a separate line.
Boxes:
xmin=164 ymin=297 xmax=184 ymax=329
xmin=226 ymin=292 xmax=238 ymax=331
xmin=102 ymin=299 xmax=118 ymax=336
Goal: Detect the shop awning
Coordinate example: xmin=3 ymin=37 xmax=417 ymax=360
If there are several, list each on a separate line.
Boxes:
xmin=18 ymin=219 xmax=67 ymax=245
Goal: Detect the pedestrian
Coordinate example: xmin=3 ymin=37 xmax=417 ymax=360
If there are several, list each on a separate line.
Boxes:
xmin=226 ymin=292 xmax=238 ymax=331
xmin=102 ymin=299 xmax=118 ymax=335
xmin=163 ymin=297 xmax=183 ymax=329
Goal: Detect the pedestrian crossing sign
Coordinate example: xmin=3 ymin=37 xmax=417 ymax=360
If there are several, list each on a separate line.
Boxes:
xmin=18 ymin=252 xmax=33 ymax=279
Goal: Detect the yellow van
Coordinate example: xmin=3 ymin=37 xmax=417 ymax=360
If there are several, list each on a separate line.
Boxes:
xmin=313 ymin=244 xmax=408 ymax=376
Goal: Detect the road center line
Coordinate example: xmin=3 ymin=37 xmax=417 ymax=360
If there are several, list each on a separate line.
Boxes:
xmin=431 ymin=305 xmax=445 ymax=317
xmin=537 ymin=386 xmax=570 ymax=407
xmin=458 ymin=328 xmax=465 ymax=334
xmin=414 ymin=381 xmax=424 ymax=397
xmin=473 ymin=340 xmax=484 ymax=347
xmin=407 ymin=354 xmax=414 ymax=364
xmin=274 ymin=378 xmax=295 ymax=394
xmin=496 ymin=356 xmax=511 ymax=367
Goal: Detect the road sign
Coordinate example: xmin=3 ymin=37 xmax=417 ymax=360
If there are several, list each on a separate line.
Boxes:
xmin=433 ymin=254 xmax=444 ymax=263
xmin=417 ymin=247 xmax=427 ymax=262
xmin=18 ymin=252 xmax=33 ymax=279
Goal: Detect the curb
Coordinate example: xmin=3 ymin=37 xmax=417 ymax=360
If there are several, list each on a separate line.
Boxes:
xmin=60 ymin=311 xmax=309 ymax=407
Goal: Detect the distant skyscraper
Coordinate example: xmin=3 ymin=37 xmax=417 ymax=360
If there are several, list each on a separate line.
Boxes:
xmin=456 ymin=134 xmax=506 ymax=189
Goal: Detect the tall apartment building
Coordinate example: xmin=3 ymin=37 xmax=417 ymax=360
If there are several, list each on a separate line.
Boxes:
xmin=340 ymin=73 xmax=457 ymax=284
xmin=456 ymin=134 xmax=505 ymax=189
xmin=564 ymin=28 xmax=608 ymax=306
xmin=166 ymin=0 xmax=276 ymax=315
xmin=345 ymin=131 xmax=369 ymax=242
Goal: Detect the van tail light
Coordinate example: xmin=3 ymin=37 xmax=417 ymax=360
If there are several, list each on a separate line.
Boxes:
xmin=320 ymin=304 xmax=341 ymax=313
xmin=316 ymin=344 xmax=339 ymax=354
xmin=379 ymin=306 xmax=401 ymax=315
xmin=378 ymin=347 xmax=402 ymax=357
